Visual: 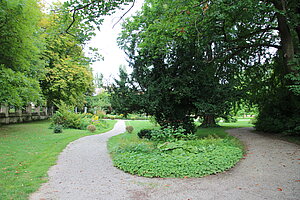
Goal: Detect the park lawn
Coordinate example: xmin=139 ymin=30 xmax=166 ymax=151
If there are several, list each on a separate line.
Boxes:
xmin=108 ymin=120 xmax=244 ymax=150
xmin=108 ymin=120 xmax=156 ymax=153
xmin=0 ymin=120 xmax=116 ymax=200
xmin=219 ymin=118 xmax=255 ymax=128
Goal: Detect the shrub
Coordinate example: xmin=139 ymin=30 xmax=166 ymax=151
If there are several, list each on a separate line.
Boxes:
xmin=78 ymin=117 xmax=91 ymax=130
xmin=51 ymin=103 xmax=81 ymax=129
xmin=137 ymin=129 xmax=153 ymax=139
xmin=150 ymin=126 xmax=196 ymax=142
xmin=126 ymin=126 xmax=134 ymax=133
xmin=87 ymin=124 xmax=96 ymax=132
xmin=53 ymin=124 xmax=63 ymax=133
xmin=96 ymin=110 xmax=106 ymax=119
xmin=93 ymin=119 xmax=108 ymax=129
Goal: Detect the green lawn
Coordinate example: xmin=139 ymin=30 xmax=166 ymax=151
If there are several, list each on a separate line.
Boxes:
xmin=0 ymin=120 xmax=116 ymax=200
xmin=219 ymin=118 xmax=254 ymax=128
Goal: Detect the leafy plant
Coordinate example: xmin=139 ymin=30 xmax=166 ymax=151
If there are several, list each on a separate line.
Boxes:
xmin=111 ymin=138 xmax=243 ymax=178
xmin=137 ymin=129 xmax=153 ymax=139
xmin=150 ymin=126 xmax=196 ymax=142
xmin=53 ymin=124 xmax=63 ymax=133
xmin=109 ymin=121 xmax=244 ymax=178
xmin=51 ymin=103 xmax=82 ymax=129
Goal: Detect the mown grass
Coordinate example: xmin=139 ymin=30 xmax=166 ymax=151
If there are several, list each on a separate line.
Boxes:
xmin=0 ymin=120 xmax=116 ymax=200
xmin=108 ymin=120 xmax=244 ymax=178
xmin=108 ymin=120 xmax=155 ymax=153
xmin=219 ymin=118 xmax=254 ymax=128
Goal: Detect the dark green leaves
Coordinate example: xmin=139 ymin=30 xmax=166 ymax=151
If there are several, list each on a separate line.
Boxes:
xmin=111 ymin=138 xmax=243 ymax=178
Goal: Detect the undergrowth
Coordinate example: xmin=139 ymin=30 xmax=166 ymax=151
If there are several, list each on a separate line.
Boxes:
xmin=108 ymin=121 xmax=244 ymax=178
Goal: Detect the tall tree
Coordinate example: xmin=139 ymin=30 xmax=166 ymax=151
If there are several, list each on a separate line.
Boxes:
xmin=117 ymin=0 xmax=300 ymax=133
xmin=115 ymin=0 xmax=242 ymax=132
xmin=39 ymin=3 xmax=94 ymax=107
xmin=0 ymin=0 xmax=44 ymax=106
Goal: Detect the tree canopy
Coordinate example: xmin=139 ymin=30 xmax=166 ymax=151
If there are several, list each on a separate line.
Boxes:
xmin=0 ymin=0 xmax=44 ymax=106
xmin=0 ymin=0 xmax=124 ymax=108
xmin=39 ymin=3 xmax=95 ymax=107
xmin=111 ymin=0 xmax=300 ymax=133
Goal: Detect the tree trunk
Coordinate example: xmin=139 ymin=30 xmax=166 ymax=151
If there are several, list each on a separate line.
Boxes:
xmin=200 ymin=114 xmax=218 ymax=127
xmin=273 ymin=0 xmax=295 ymax=74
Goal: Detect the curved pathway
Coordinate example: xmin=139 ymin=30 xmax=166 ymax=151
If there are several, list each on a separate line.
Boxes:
xmin=30 ymin=121 xmax=300 ymax=200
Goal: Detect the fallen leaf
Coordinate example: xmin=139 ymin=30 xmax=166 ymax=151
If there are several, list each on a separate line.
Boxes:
xmin=277 ymin=188 xmax=283 ymax=191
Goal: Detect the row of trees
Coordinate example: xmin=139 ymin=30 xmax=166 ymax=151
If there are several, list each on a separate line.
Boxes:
xmin=0 ymin=0 xmax=134 ymax=109
xmin=110 ymin=0 xmax=299 ymax=134
xmin=0 ymin=0 xmax=96 ymax=108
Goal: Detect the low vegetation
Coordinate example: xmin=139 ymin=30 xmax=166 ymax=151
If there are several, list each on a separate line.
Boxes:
xmin=108 ymin=121 xmax=244 ymax=178
xmin=0 ymin=120 xmax=116 ymax=200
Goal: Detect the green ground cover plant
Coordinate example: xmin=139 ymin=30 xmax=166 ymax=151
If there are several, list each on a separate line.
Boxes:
xmin=108 ymin=121 xmax=244 ymax=178
xmin=0 ymin=120 xmax=116 ymax=200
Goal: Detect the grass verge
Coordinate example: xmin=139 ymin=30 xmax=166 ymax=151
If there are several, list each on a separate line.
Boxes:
xmin=108 ymin=121 xmax=244 ymax=178
xmin=0 ymin=120 xmax=116 ymax=200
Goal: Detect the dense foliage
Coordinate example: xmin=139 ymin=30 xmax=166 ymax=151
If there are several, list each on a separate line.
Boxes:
xmin=51 ymin=103 xmax=109 ymax=130
xmin=0 ymin=0 xmax=44 ymax=106
xmin=0 ymin=0 xmax=132 ymax=109
xmin=109 ymin=121 xmax=243 ymax=178
xmin=39 ymin=2 xmax=95 ymax=107
xmin=111 ymin=0 xmax=300 ymax=134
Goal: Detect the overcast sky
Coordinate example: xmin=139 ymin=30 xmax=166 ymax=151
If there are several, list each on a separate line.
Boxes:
xmin=87 ymin=1 xmax=144 ymax=84
xmin=44 ymin=0 xmax=144 ymax=83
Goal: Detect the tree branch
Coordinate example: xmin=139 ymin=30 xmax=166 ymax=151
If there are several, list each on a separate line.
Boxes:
xmin=208 ymin=43 xmax=281 ymax=64
xmin=65 ymin=9 xmax=77 ymax=37
xmin=112 ymin=0 xmax=136 ymax=29
xmin=227 ymin=43 xmax=281 ymax=51
xmin=65 ymin=0 xmax=98 ymax=35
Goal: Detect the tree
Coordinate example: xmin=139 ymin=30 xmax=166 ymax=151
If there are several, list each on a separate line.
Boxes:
xmin=114 ymin=0 xmax=243 ymax=132
xmin=63 ymin=0 xmax=135 ymax=34
xmin=109 ymin=66 xmax=142 ymax=118
xmin=39 ymin=3 xmax=94 ymax=107
xmin=0 ymin=0 xmax=44 ymax=107
xmin=117 ymin=0 xmax=300 ymax=133
xmin=86 ymin=91 xmax=112 ymax=114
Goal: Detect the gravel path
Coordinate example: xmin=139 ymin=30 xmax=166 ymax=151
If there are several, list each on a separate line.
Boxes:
xmin=30 ymin=121 xmax=300 ymax=200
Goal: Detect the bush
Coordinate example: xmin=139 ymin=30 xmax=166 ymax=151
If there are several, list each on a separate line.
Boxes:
xmin=96 ymin=110 xmax=106 ymax=119
xmin=51 ymin=103 xmax=81 ymax=129
xmin=93 ymin=119 xmax=109 ymax=129
xmin=126 ymin=126 xmax=134 ymax=133
xmin=53 ymin=124 xmax=63 ymax=133
xmin=87 ymin=124 xmax=96 ymax=132
xmin=78 ymin=117 xmax=91 ymax=130
xmin=137 ymin=129 xmax=153 ymax=139
xmin=51 ymin=104 xmax=109 ymax=131
xmin=150 ymin=126 xmax=195 ymax=142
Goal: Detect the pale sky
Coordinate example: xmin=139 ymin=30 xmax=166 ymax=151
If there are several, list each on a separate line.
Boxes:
xmin=87 ymin=1 xmax=144 ymax=84
xmin=43 ymin=0 xmax=144 ymax=83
